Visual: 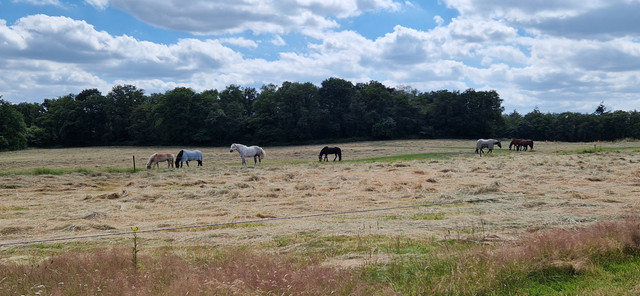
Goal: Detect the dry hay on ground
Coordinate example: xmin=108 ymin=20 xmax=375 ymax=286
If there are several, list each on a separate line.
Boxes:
xmin=1 ymin=140 xmax=640 ymax=259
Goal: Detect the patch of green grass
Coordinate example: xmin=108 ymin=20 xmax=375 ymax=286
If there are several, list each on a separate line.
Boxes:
xmin=171 ymin=222 xmax=266 ymax=232
xmin=559 ymin=145 xmax=640 ymax=155
xmin=33 ymin=243 xmax=64 ymax=250
xmin=31 ymin=167 xmax=93 ymax=175
xmin=106 ymin=167 xmax=137 ymax=173
xmin=410 ymin=212 xmax=446 ymax=220
xmin=0 ymin=206 xmax=28 ymax=211
xmin=576 ymin=147 xmax=607 ymax=154
xmin=382 ymin=213 xmax=445 ymax=221
xmin=493 ymin=254 xmax=640 ymax=295
xmin=361 ymin=244 xmax=640 ymax=295
xmin=354 ymin=152 xmax=461 ymax=163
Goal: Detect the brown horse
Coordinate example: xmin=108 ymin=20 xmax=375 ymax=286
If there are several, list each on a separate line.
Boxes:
xmin=509 ymin=139 xmax=534 ymax=151
xmin=146 ymin=152 xmax=175 ymax=169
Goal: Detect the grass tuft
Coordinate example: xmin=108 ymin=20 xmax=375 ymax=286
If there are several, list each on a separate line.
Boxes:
xmin=0 ymin=247 xmax=391 ymax=296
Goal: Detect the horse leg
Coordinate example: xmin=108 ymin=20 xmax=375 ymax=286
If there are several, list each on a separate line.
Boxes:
xmin=333 ymin=154 xmax=337 ymax=161
xmin=254 ymin=155 xmax=258 ymax=167
xmin=241 ymin=156 xmax=246 ymax=166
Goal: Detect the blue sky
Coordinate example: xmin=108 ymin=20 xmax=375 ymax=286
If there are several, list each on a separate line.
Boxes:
xmin=1 ymin=0 xmax=639 ymax=114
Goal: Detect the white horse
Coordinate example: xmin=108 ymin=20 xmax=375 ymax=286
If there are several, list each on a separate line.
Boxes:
xmin=230 ymin=143 xmax=265 ymax=167
xmin=146 ymin=152 xmax=174 ymax=169
xmin=475 ymin=139 xmax=502 ymax=155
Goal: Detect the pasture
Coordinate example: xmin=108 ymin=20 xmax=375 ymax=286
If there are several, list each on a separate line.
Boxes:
xmin=2 ymin=139 xmax=640 ymax=294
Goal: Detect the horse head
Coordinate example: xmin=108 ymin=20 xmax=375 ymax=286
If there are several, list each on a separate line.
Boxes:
xmin=146 ymin=153 xmax=155 ymax=169
xmin=230 ymin=143 xmax=237 ymax=153
xmin=495 ymin=140 xmax=502 ymax=149
xmin=175 ymin=150 xmax=183 ymax=168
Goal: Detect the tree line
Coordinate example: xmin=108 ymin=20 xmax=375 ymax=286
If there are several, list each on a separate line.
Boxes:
xmin=0 ymin=77 xmax=637 ymax=151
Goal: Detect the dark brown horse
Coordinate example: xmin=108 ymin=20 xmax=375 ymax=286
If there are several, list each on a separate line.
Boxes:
xmin=509 ymin=139 xmax=534 ymax=151
xmin=319 ymin=146 xmax=342 ymax=161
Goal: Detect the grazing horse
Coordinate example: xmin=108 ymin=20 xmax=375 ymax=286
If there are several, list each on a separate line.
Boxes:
xmin=230 ymin=143 xmax=266 ymax=167
xmin=319 ymin=146 xmax=342 ymax=162
xmin=175 ymin=149 xmax=203 ymax=168
xmin=475 ymin=139 xmax=502 ymax=155
xmin=509 ymin=139 xmax=534 ymax=151
xmin=146 ymin=153 xmax=174 ymax=169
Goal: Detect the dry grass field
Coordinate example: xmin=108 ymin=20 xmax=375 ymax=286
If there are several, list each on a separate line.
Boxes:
xmin=2 ymin=139 xmax=640 ymax=266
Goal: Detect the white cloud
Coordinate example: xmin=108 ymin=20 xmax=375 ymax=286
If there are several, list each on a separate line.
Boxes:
xmin=12 ymin=0 xmax=62 ymax=6
xmin=0 ymin=15 xmax=244 ymax=99
xmin=2 ymin=1 xmax=640 ymax=114
xmin=271 ymin=35 xmax=286 ymax=46
xmin=433 ymin=15 xmax=444 ymax=26
xmin=85 ymin=0 xmax=109 ymax=10
xmin=220 ymin=37 xmax=259 ymax=48
xmin=108 ymin=0 xmax=402 ymax=35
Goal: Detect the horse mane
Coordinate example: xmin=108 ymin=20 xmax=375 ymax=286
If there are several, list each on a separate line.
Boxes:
xmin=146 ymin=153 xmax=157 ymax=166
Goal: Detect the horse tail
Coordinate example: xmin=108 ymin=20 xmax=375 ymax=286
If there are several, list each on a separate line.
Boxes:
xmin=259 ymin=147 xmax=266 ymax=159
xmin=338 ymin=149 xmax=342 ymax=161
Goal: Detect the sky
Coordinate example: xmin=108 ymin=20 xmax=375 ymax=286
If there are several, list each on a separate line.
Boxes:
xmin=1 ymin=0 xmax=640 ymax=114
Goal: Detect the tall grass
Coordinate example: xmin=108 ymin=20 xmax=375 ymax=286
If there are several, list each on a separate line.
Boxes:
xmin=0 ymin=247 xmax=391 ymax=295
xmin=2 ymin=221 xmax=640 ymax=295
xmin=363 ymin=219 xmax=640 ymax=295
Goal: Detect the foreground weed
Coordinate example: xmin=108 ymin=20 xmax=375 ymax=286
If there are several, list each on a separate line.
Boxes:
xmin=131 ymin=226 xmax=139 ymax=269
xmin=0 ymin=247 xmax=391 ymax=295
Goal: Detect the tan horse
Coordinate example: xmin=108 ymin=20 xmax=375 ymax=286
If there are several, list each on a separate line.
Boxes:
xmin=146 ymin=153 xmax=175 ymax=169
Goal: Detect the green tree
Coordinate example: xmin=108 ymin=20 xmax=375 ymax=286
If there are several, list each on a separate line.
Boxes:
xmin=105 ymin=85 xmax=145 ymax=144
xmin=14 ymin=102 xmax=47 ymax=147
xmin=599 ymin=110 xmax=628 ymax=141
xmin=128 ymin=93 xmax=160 ymax=145
xmin=153 ymin=87 xmax=199 ymax=145
xmin=318 ymin=77 xmax=355 ymax=139
xmin=0 ymin=99 xmax=28 ymax=151
xmin=273 ymin=81 xmax=320 ymax=142
xmin=250 ymin=84 xmax=283 ymax=143
xmin=523 ymin=108 xmax=555 ymax=141
xmin=389 ymin=88 xmax=421 ymax=138
xmin=218 ymin=85 xmax=254 ymax=143
xmin=39 ymin=94 xmax=87 ymax=146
